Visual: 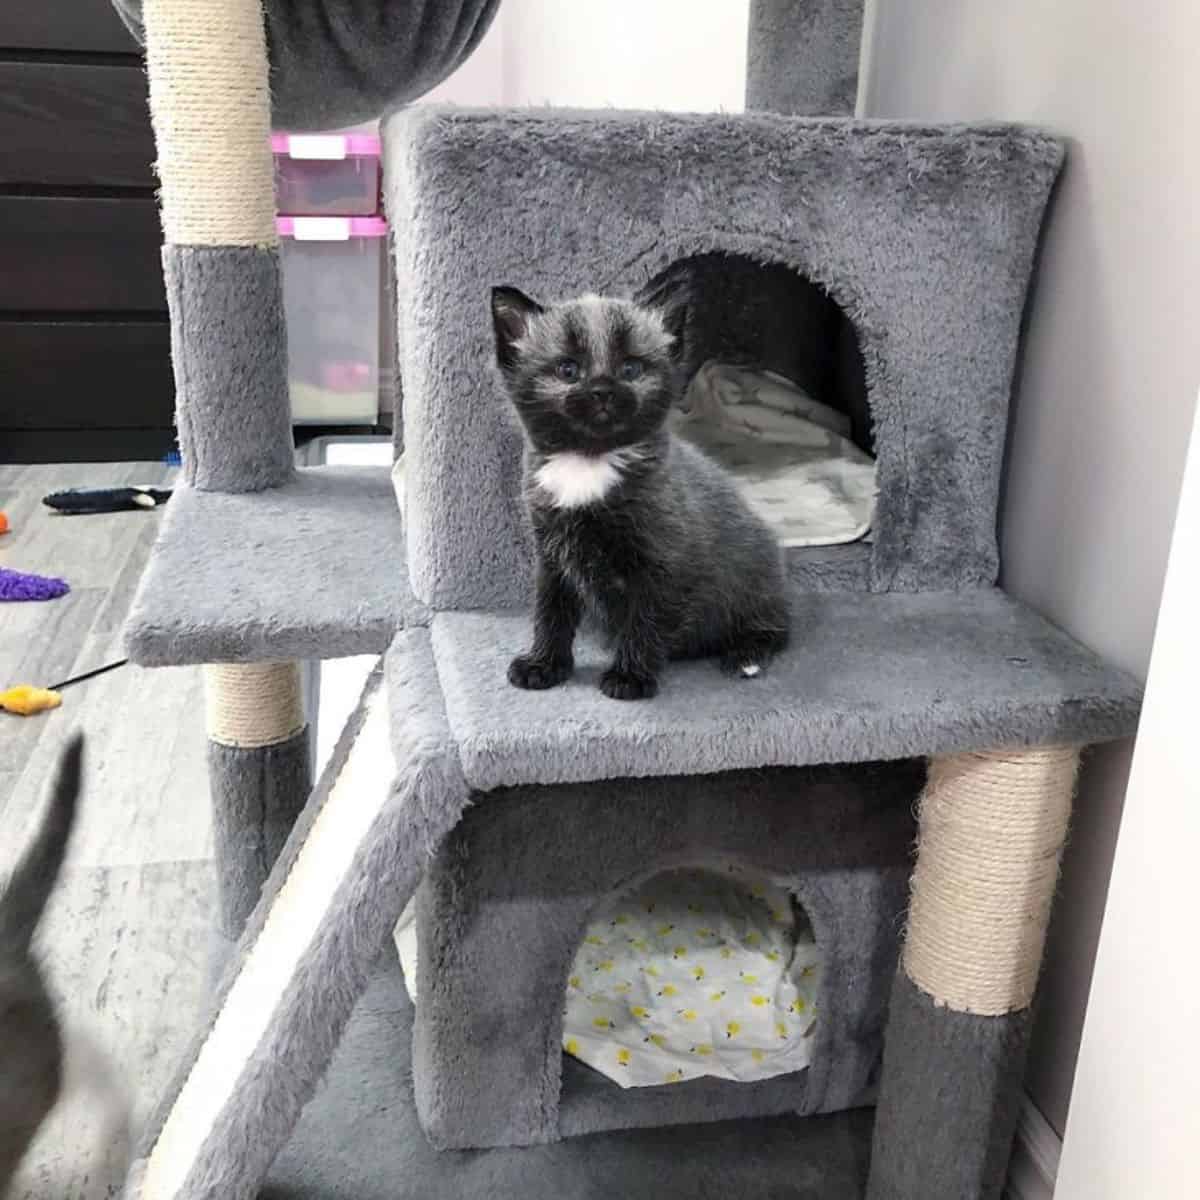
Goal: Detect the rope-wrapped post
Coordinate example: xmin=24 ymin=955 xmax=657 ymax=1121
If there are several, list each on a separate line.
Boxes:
xmin=141 ymin=0 xmax=309 ymax=945
xmin=868 ymin=746 xmax=1081 ymax=1200
xmin=204 ymin=663 xmax=312 ymax=938
xmin=143 ymin=0 xmax=294 ymax=492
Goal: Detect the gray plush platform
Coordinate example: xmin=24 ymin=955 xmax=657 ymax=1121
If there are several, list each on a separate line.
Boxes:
xmin=125 ymin=467 xmax=427 ymax=665
xmin=430 ymin=587 xmax=1141 ymax=790
xmin=262 ymin=959 xmax=875 ymax=1200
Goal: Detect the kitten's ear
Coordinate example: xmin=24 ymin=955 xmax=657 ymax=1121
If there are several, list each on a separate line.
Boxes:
xmin=491 ymin=286 xmax=544 ymax=370
xmin=635 ymin=273 xmax=691 ymax=363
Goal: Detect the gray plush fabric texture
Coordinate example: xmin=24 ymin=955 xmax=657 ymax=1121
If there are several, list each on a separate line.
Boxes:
xmin=208 ymin=729 xmax=312 ymax=938
xmin=430 ymin=587 xmax=1142 ymax=790
xmin=867 ymin=973 xmax=1033 ymax=1200
xmin=262 ymin=962 xmax=876 ymax=1199
xmin=788 ymin=541 xmax=872 ymax=591
xmin=127 ymin=613 xmax=1134 ymax=1195
xmin=747 ymin=0 xmax=865 ymax=116
xmin=413 ymin=762 xmax=919 ymax=1148
xmin=163 ymin=246 xmax=294 ymax=494
xmin=133 ymin=661 xmax=385 ymax=1166
xmin=124 ymin=467 xmax=427 ymax=667
xmin=112 ymin=0 xmax=500 ymax=130
xmin=127 ymin=632 xmax=470 ymax=1200
xmin=384 ymin=108 xmax=1063 ymax=609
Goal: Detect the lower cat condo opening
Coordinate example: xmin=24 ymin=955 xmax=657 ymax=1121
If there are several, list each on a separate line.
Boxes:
xmin=395 ymin=864 xmax=824 ymax=1090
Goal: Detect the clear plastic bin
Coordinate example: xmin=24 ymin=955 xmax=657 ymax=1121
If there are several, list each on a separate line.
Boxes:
xmin=272 ymin=132 xmax=382 ymax=216
xmin=278 ymin=215 xmax=387 ymax=426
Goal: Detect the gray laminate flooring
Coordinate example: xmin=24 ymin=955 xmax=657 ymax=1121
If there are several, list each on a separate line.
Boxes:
xmin=1 ymin=462 xmax=211 ymax=1200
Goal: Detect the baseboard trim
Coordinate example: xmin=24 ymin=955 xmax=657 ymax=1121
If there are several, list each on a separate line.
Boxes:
xmin=1006 ymin=1094 xmax=1062 ymax=1200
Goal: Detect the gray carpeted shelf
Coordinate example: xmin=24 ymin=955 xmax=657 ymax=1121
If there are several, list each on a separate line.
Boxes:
xmin=428 ymin=588 xmax=1142 ymax=790
xmin=124 ymin=467 xmax=427 ymax=665
xmin=263 ymin=959 xmax=875 ymax=1200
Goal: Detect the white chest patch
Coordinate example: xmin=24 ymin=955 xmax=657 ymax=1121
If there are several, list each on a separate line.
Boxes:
xmin=534 ymin=451 xmax=629 ymax=509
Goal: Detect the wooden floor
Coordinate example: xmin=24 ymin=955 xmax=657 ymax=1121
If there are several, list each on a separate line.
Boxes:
xmin=0 ymin=463 xmax=212 ymax=1199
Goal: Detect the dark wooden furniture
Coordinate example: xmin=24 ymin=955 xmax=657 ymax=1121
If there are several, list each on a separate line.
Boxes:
xmin=0 ymin=2 xmax=176 ymax=462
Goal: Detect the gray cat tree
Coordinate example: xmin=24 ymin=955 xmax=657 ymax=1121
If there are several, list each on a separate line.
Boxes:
xmin=117 ymin=1 xmax=1141 ymax=1197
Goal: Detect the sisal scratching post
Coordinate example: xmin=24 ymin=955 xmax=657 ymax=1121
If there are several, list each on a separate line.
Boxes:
xmin=204 ymin=663 xmax=312 ymax=940
xmin=868 ymin=746 xmax=1081 ymax=1200
xmin=143 ymin=0 xmax=294 ymax=493
xmin=141 ymin=0 xmax=310 ymax=946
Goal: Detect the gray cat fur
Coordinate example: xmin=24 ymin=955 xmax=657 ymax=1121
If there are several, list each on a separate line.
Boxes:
xmin=384 ymin=108 xmax=1064 ymax=610
xmin=494 ymin=288 xmax=789 ymax=698
xmin=411 ymin=761 xmax=920 ymax=1148
xmin=111 ymin=0 xmax=500 ymax=130
xmin=747 ymin=0 xmax=866 ymax=116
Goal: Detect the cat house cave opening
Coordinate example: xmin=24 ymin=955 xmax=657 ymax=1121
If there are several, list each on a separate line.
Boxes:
xmin=560 ymin=864 xmax=823 ymax=1094
xmin=648 ymin=251 xmax=876 ymax=559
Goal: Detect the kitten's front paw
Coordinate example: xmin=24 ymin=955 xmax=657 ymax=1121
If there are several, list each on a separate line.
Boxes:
xmin=508 ymin=654 xmax=573 ymax=691
xmin=599 ymin=668 xmax=658 ymax=701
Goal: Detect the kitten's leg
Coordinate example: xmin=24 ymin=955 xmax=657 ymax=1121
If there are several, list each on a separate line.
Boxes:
xmin=509 ymin=565 xmax=581 ymax=690
xmin=600 ymin=591 xmax=671 ymax=701
xmin=719 ymin=618 xmax=790 ymax=679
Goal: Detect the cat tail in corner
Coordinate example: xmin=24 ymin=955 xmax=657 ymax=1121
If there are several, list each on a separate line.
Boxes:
xmin=0 ymin=733 xmax=82 ymax=954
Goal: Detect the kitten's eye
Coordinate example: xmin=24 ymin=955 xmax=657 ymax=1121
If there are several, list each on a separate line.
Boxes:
xmin=555 ymin=359 xmax=580 ymax=382
xmin=619 ymin=358 xmax=644 ymax=382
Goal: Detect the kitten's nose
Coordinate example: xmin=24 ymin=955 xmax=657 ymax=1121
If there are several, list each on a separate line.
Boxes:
xmin=588 ymin=384 xmax=614 ymax=422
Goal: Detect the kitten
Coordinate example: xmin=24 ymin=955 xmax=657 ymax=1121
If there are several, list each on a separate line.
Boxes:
xmin=0 ymin=735 xmax=129 ymax=1196
xmin=491 ymin=284 xmax=790 ymax=701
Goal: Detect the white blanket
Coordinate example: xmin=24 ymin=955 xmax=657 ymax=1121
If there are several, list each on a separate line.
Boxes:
xmin=673 ymin=361 xmax=878 ymax=548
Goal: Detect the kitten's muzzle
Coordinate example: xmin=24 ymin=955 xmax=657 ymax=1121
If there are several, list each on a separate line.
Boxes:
xmin=567 ymin=381 xmax=634 ymax=431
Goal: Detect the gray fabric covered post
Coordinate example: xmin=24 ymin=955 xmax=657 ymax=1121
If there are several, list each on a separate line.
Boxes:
xmin=747 ymin=0 xmax=865 ymax=116
xmin=204 ymin=662 xmax=311 ymax=938
xmin=143 ymin=0 xmax=292 ymax=494
xmin=162 ymin=247 xmax=294 ymax=493
xmin=141 ymin=0 xmax=312 ymax=941
xmin=867 ymin=746 xmax=1081 ymax=1200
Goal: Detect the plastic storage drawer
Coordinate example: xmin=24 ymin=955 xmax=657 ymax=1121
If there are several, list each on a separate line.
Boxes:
xmin=272 ymin=132 xmax=382 ymax=216
xmin=278 ymin=215 xmax=386 ymax=426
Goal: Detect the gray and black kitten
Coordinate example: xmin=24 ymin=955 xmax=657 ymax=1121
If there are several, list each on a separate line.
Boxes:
xmin=492 ymin=283 xmax=790 ymax=701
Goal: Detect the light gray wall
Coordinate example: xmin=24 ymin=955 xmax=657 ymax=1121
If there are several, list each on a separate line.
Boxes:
xmin=861 ymin=1 xmax=1200 ymax=1133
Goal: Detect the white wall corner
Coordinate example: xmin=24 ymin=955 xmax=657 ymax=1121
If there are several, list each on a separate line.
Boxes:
xmin=1006 ymin=1095 xmax=1062 ymax=1200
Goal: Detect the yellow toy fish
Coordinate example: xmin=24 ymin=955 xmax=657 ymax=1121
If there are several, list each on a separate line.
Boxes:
xmin=0 ymin=685 xmax=62 ymax=716
xmin=1 ymin=659 xmax=126 ymax=716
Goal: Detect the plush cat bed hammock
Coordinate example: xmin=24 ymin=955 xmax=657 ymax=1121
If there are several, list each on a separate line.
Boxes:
xmin=118 ymin=1 xmax=1141 ymax=1198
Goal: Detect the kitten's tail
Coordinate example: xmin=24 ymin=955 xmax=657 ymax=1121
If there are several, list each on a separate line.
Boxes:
xmin=0 ymin=734 xmax=82 ymax=954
